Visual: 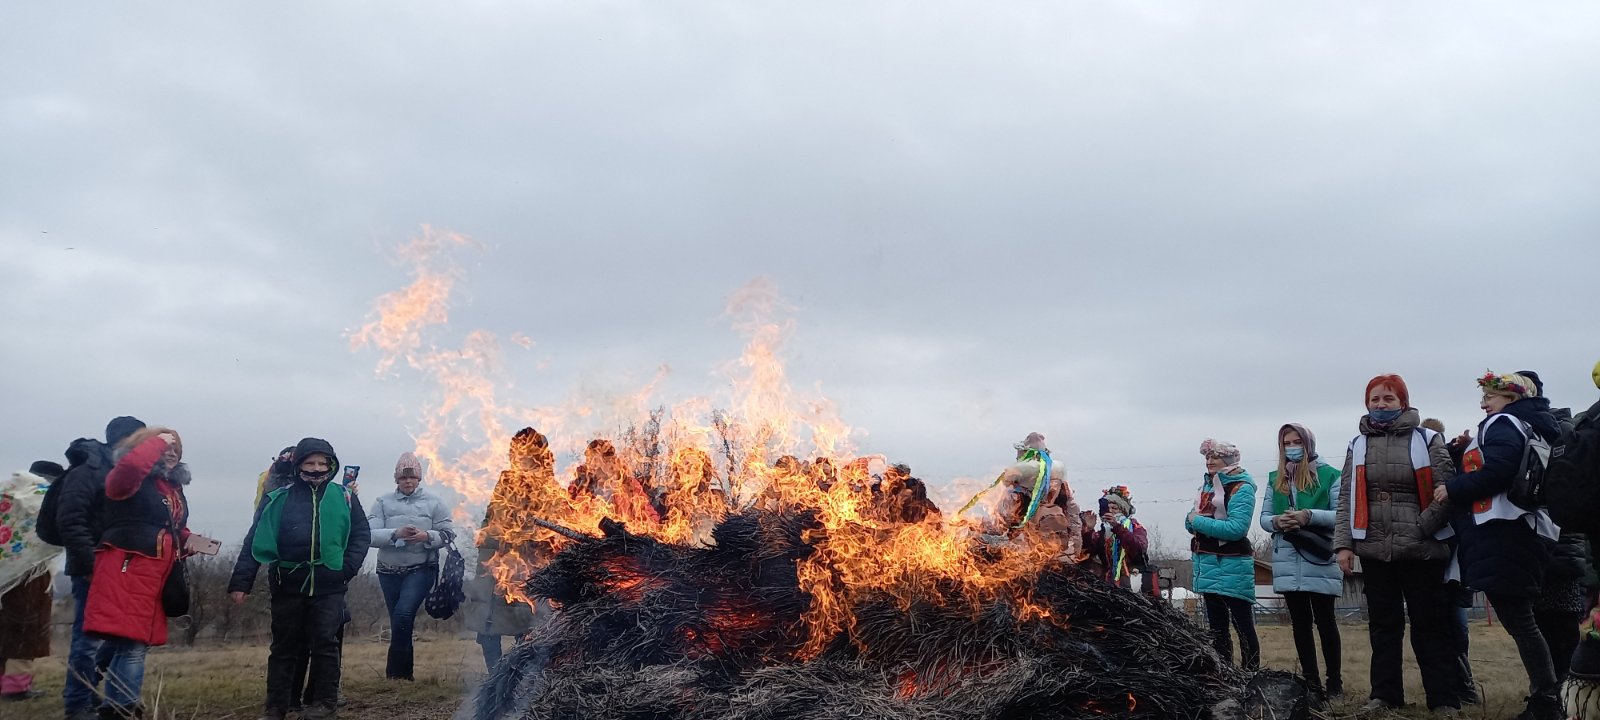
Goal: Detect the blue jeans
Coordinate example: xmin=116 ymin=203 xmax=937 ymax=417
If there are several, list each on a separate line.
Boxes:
xmin=99 ymin=637 xmax=149 ymax=711
xmin=379 ymin=567 xmax=437 ymax=679
xmin=64 ymin=576 xmax=104 ymax=714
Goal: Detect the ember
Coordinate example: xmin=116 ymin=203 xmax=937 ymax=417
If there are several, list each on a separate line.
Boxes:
xmin=474 ymin=509 xmax=1254 ymax=720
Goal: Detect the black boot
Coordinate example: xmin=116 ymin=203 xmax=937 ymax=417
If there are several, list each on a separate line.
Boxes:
xmin=1515 ymin=694 xmax=1564 ymax=720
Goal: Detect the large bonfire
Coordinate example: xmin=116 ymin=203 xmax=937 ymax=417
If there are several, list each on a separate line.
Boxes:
xmin=350 ymin=230 xmax=1309 ymax=720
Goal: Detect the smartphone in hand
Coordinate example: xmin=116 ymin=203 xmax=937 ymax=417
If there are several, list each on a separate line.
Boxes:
xmin=185 ymin=534 xmax=222 ymax=556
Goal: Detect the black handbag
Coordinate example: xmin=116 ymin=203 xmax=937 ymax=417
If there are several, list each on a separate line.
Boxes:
xmin=1283 ymin=525 xmax=1335 ymax=565
xmin=162 ymin=558 xmax=191 ymax=617
xmin=425 ymin=530 xmax=466 ymax=620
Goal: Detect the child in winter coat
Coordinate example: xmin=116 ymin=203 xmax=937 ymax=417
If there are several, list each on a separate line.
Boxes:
xmin=229 ymin=438 xmax=371 ymax=720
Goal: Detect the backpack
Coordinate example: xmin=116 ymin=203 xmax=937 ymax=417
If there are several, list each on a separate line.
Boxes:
xmin=1505 ymin=414 xmax=1552 ymax=511
xmin=36 ymin=449 xmax=91 ymax=546
xmin=37 ymin=439 xmax=109 ymax=546
xmin=35 ymin=478 xmax=67 ymax=546
xmin=425 ymin=530 xmax=466 ymax=620
xmin=1546 ymin=400 xmax=1600 ymax=533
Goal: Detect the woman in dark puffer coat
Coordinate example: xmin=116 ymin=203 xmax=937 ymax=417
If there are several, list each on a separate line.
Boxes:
xmin=1441 ymin=371 xmax=1562 ymax=720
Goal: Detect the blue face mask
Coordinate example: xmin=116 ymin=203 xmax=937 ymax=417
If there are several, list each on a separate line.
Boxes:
xmin=1369 ymin=408 xmax=1403 ymax=423
xmin=1284 ymin=446 xmax=1306 ymax=462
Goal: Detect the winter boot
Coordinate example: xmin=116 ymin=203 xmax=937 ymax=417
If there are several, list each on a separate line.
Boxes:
xmin=1514 ymin=693 xmax=1564 ymax=720
xmin=0 ymin=672 xmax=42 ymax=700
xmin=301 ymin=700 xmax=338 ymax=720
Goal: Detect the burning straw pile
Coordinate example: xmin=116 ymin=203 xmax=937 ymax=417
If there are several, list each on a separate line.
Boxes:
xmin=475 ymin=508 xmax=1263 ymax=720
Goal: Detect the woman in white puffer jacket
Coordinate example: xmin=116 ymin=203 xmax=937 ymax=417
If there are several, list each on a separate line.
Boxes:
xmin=367 ymin=452 xmax=454 ymax=680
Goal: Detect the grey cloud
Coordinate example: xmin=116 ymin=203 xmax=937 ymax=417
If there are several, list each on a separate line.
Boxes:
xmin=3 ymin=2 xmax=1598 ymax=549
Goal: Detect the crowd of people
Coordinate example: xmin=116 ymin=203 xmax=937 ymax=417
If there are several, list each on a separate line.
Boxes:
xmin=1182 ymin=367 xmax=1600 ymax=720
xmin=0 ymin=361 xmax=1597 ymax=720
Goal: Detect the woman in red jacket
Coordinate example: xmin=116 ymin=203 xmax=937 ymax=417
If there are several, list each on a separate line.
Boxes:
xmin=83 ymin=428 xmax=190 ymax=719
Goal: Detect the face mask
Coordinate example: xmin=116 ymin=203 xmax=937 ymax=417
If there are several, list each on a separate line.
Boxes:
xmin=1369 ymin=408 xmax=1403 ymax=423
xmin=301 ymin=469 xmax=331 ymax=483
xmin=1284 ymin=447 xmax=1306 ymax=462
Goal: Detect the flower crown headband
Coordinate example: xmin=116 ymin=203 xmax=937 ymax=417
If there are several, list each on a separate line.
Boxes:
xmin=1477 ymin=371 xmax=1529 ymax=397
xmin=1104 ymin=485 xmax=1133 ymax=502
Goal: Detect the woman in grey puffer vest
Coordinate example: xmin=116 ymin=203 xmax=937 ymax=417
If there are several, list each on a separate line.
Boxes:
xmin=1333 ymin=374 xmax=1459 ymax=714
xmin=367 ymin=452 xmax=455 ymax=680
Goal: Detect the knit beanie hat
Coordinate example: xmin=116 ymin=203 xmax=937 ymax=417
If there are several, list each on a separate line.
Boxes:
xmin=105 ymin=416 xmax=146 ymax=448
xmin=1516 ymin=370 xmax=1546 ymax=396
xmin=1103 ymin=486 xmax=1134 ymax=516
xmin=395 ymin=452 xmax=423 ymax=480
xmin=1199 ymin=438 xmax=1240 ymax=464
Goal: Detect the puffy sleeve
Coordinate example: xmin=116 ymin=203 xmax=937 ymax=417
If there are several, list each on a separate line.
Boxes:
xmin=106 ymin=435 xmax=170 ymax=501
xmin=1446 ymin=419 xmax=1523 ymax=504
xmin=1190 ymin=476 xmax=1255 ymax=541
xmin=1420 ymin=431 xmax=1458 ymax=534
xmin=425 ymin=494 xmax=456 ymax=549
xmin=344 ymin=492 xmax=372 ymax=577
xmin=368 ymin=495 xmax=395 ymax=545
xmin=1334 ymin=446 xmax=1355 ymax=551
xmin=1258 ymin=474 xmax=1279 ymax=534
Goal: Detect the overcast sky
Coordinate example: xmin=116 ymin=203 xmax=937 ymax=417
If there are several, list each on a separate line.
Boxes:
xmin=3 ymin=2 xmax=1597 ymax=552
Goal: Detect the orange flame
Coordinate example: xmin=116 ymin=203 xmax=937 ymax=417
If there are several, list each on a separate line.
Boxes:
xmin=353 ymin=231 xmax=1083 ymax=656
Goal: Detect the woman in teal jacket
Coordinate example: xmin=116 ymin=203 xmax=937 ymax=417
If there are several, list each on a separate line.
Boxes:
xmin=1258 ymin=423 xmax=1343 ymax=697
xmin=1187 ymin=438 xmax=1259 ymax=670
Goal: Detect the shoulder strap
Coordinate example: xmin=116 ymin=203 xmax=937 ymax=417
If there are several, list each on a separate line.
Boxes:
xmin=1485 ymin=412 xmax=1530 ymax=440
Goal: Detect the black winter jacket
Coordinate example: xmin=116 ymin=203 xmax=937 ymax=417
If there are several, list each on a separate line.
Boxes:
xmin=56 ymin=438 xmax=113 ymax=576
xmin=1447 ymin=397 xmax=1559 ymax=598
xmin=229 ymin=438 xmax=371 ymax=596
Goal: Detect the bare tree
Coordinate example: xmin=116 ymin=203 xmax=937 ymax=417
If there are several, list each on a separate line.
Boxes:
xmin=180 ymin=552 xmax=233 ymax=644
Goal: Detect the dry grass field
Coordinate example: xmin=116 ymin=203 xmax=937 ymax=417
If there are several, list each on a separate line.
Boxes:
xmin=1253 ymin=616 xmax=1536 ymax=719
xmin=1 ymin=634 xmax=484 ymax=720
xmin=0 ymin=620 xmax=1548 ymax=719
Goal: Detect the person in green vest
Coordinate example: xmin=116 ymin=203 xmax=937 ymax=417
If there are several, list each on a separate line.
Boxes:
xmin=229 ymin=438 xmax=371 ymax=720
xmin=1257 ymin=423 xmax=1343 ymax=700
